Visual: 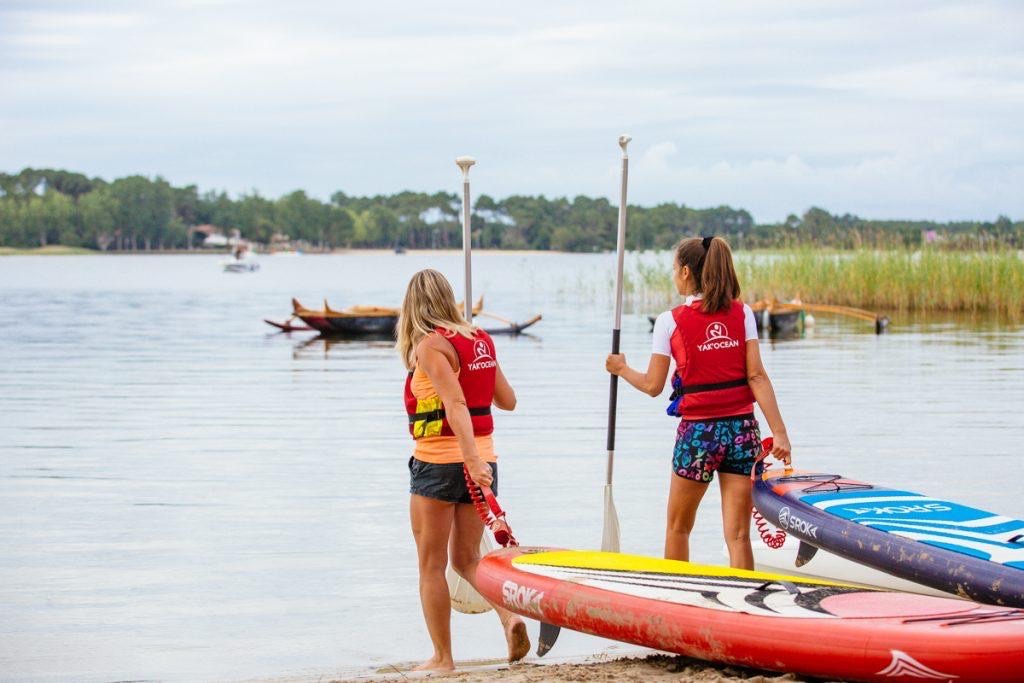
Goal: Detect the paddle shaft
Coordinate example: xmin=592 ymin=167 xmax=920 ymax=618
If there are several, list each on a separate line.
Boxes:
xmin=456 ymin=157 xmax=476 ymax=321
xmin=606 ymin=145 xmax=629 ymax=484
xmin=463 ymin=176 xmax=472 ymax=321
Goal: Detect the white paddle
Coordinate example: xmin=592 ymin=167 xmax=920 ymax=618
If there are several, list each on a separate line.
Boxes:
xmin=456 ymin=155 xmax=476 ymax=322
xmin=539 ymin=136 xmax=633 ymax=657
xmin=447 ymin=534 xmax=494 ymax=614
xmin=602 ymin=134 xmax=630 ymax=553
xmin=446 ymin=155 xmax=494 ymax=614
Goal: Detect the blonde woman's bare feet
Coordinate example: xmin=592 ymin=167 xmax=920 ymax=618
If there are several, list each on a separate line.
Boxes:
xmin=412 ymin=654 xmax=455 ymax=672
xmin=505 ymin=617 xmax=530 ymax=662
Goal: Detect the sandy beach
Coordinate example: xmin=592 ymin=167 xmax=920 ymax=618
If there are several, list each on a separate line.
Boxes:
xmin=336 ymin=654 xmax=811 ymax=683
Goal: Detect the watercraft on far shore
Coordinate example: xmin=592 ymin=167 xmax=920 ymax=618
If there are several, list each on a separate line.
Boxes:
xmin=649 ymin=299 xmax=887 ymax=337
xmin=222 ymin=258 xmax=259 ymax=272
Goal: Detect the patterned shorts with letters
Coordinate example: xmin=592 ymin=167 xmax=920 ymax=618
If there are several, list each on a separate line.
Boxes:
xmin=672 ymin=416 xmax=762 ymax=483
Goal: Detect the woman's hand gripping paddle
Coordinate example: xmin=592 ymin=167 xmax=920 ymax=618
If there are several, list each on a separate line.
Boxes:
xmin=603 ymin=134 xmax=631 ymax=556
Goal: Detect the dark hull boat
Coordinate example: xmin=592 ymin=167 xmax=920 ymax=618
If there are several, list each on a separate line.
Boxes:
xmin=291 ymin=298 xmax=399 ymax=335
xmin=751 ymin=301 xmax=803 ymax=335
xmin=270 ymin=296 xmax=540 ymax=337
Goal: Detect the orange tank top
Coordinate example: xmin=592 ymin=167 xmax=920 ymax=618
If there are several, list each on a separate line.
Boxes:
xmin=409 ymin=366 xmax=497 ymax=465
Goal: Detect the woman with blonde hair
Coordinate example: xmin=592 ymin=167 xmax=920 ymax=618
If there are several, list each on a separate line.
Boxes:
xmin=398 ymin=268 xmax=530 ymax=672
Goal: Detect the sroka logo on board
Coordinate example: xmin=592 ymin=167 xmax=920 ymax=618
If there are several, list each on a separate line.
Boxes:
xmin=502 ymin=580 xmax=544 ymax=616
xmin=778 ymin=506 xmax=819 ymax=539
xmin=697 ymin=322 xmax=739 ymax=352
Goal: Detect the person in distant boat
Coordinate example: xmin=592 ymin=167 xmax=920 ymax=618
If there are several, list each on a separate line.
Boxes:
xmin=397 ymin=268 xmax=530 ymax=672
xmin=606 ymin=236 xmax=791 ymax=569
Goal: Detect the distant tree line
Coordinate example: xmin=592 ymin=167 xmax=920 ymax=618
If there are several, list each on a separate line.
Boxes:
xmin=1 ymin=167 xmax=1020 ymax=252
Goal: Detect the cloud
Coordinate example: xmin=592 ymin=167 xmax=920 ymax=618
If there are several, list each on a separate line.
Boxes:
xmin=0 ymin=0 xmax=1021 ymax=221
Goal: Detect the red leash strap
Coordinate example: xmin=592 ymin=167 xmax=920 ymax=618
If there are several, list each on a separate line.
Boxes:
xmin=750 ymin=437 xmax=787 ymax=549
xmin=464 ymin=465 xmax=518 ymax=547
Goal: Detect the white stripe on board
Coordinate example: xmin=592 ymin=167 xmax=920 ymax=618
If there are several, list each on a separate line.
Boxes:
xmin=811 ymin=495 xmax=945 ymax=510
xmin=859 ymin=527 xmax=1024 ymax=565
xmin=515 ymin=563 xmax=842 ymax=619
xmin=858 ymin=520 xmax=1024 ymax=548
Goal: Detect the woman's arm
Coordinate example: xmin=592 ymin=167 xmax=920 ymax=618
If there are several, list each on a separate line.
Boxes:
xmin=745 ymin=340 xmax=792 ymax=463
xmin=493 ymin=365 xmax=516 ymax=411
xmin=416 ymin=335 xmax=493 ymax=487
xmin=606 ymin=353 xmax=672 ymax=397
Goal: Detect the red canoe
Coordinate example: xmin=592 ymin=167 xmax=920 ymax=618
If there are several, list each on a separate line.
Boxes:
xmin=475 ymin=547 xmax=1024 ymax=682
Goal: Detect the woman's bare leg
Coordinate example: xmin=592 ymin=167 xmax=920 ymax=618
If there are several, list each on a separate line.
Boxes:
xmin=719 ymin=472 xmax=754 ymax=569
xmin=665 ymin=475 xmax=710 ymax=561
xmin=410 ymin=494 xmax=456 ymax=671
xmin=450 ymin=503 xmax=530 ymax=662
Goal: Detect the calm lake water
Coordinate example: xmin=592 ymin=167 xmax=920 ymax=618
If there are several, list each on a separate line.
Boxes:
xmin=1 ymin=252 xmax=1023 ymax=681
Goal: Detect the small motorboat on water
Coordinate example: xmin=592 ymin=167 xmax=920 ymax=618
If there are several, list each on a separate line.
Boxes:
xmin=223 ymin=259 xmax=259 ymax=273
xmin=222 ymin=246 xmax=260 ymax=272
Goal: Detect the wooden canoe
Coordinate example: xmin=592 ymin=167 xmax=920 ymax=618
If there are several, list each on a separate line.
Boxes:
xmin=290 ymin=296 xmax=519 ymax=337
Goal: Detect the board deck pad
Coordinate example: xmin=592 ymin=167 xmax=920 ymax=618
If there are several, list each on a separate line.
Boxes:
xmin=512 ymin=550 xmax=971 ymax=620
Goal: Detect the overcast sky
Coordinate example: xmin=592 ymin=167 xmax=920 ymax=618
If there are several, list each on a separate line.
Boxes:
xmin=2 ymin=0 xmax=1021 ymax=222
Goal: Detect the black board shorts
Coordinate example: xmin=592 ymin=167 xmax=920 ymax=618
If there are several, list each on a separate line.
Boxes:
xmin=409 ymin=456 xmax=498 ymax=504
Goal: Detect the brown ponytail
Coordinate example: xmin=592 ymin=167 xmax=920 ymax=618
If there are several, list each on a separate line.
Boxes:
xmin=673 ymin=235 xmax=741 ymax=313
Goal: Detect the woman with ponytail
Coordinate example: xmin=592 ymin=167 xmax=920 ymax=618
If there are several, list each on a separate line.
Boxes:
xmin=606 ymin=236 xmax=791 ymax=569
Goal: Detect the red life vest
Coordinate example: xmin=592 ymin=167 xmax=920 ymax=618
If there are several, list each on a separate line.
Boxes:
xmin=668 ymin=299 xmax=754 ymax=420
xmin=404 ymin=328 xmax=496 ymax=439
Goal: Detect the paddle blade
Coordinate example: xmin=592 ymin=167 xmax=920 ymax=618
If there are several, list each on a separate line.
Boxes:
xmin=446 ymin=534 xmax=494 ymax=614
xmin=601 ymin=484 xmax=621 ymax=552
xmin=537 ymin=622 xmax=561 ymax=657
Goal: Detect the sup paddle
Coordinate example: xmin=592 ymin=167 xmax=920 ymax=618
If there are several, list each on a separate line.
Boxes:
xmin=603 ymin=134 xmax=631 ymax=554
xmin=444 ymin=156 xmax=494 ymax=615
xmin=539 ymin=136 xmax=634 ymax=659
xmin=456 ymin=155 xmax=476 ymax=323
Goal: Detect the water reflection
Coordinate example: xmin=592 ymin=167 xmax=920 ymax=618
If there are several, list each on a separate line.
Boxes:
xmin=0 ymin=253 xmax=1021 ymax=681
xmin=291 ymin=333 xmax=396 ymax=357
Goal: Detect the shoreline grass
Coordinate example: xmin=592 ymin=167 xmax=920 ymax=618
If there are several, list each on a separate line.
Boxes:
xmin=0 ymin=245 xmax=98 ymax=256
xmin=626 ymin=249 xmax=1024 ymax=319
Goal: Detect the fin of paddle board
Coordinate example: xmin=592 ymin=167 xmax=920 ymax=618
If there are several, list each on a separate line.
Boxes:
xmin=795 ymin=540 xmax=819 ymax=567
xmin=537 ymin=622 xmax=561 ymax=657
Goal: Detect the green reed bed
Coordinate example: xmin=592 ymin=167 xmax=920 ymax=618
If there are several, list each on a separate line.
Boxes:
xmin=626 ymin=249 xmax=1024 ymax=319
